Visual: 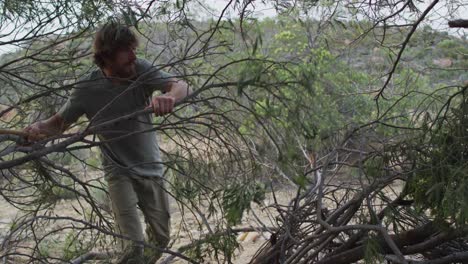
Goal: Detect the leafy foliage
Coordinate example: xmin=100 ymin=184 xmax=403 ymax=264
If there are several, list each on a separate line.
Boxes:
xmin=408 ymin=88 xmax=468 ymax=225
xmin=221 ymin=182 xmax=265 ymax=226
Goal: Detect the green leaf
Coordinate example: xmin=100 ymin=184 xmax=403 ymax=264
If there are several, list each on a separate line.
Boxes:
xmin=364 ymin=236 xmax=383 ymax=264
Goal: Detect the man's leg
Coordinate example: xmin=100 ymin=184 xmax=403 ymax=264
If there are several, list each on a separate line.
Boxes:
xmin=106 ymin=173 xmax=145 ymax=263
xmin=134 ymin=176 xmax=171 ymax=263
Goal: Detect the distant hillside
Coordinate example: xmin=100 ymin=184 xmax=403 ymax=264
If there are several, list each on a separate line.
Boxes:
xmin=0 ymin=18 xmax=466 ymax=108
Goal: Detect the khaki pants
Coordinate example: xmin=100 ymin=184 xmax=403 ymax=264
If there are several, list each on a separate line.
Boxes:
xmin=106 ymin=173 xmax=170 ymax=262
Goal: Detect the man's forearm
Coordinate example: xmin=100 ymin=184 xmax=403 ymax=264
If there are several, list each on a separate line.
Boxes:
xmin=36 ymin=114 xmax=67 ymax=136
xmin=166 ymin=80 xmax=191 ymax=102
xmin=47 ymin=114 xmax=68 ymax=134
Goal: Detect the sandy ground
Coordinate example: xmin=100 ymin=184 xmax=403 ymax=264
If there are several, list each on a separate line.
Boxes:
xmin=162 ymin=188 xmax=298 ymax=264
xmin=0 ymin=184 xmax=298 ymax=264
xmin=0 ymin=167 xmax=409 ymax=264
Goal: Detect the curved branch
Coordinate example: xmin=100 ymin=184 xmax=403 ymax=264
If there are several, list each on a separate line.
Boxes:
xmin=375 ymin=0 xmax=440 ymax=101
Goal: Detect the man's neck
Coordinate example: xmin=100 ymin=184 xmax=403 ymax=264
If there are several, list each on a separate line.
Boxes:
xmin=102 ymin=68 xmax=125 ymax=85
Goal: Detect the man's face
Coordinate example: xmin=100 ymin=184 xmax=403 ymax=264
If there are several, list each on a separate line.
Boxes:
xmin=105 ymin=45 xmax=137 ymax=80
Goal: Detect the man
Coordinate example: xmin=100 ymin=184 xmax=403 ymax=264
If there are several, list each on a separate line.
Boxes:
xmin=24 ymin=21 xmax=191 ymax=263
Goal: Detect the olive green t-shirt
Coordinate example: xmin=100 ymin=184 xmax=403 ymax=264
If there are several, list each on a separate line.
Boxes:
xmin=58 ymin=59 xmax=173 ymax=177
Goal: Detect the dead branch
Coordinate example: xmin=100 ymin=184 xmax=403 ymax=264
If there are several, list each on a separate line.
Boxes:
xmin=448 ymin=19 xmax=468 ymax=28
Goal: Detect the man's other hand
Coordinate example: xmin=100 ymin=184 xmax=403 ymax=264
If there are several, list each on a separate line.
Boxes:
xmin=23 ymin=121 xmax=48 ymax=142
xmin=147 ymin=95 xmax=175 ymax=116
xmin=22 ymin=114 xmax=66 ymax=143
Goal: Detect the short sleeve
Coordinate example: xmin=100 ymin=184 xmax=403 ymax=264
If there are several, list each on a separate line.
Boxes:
xmin=57 ymin=88 xmax=84 ymax=124
xmin=136 ymin=59 xmax=174 ymax=94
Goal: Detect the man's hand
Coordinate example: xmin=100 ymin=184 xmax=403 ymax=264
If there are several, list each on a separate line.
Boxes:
xmin=23 ymin=121 xmax=49 ymax=142
xmin=147 ymin=95 xmax=176 ymax=116
xmin=23 ymin=114 xmax=66 ymax=142
xmin=147 ymin=78 xmax=191 ymax=116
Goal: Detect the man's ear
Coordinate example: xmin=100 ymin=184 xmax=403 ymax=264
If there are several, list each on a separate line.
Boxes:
xmin=101 ymin=56 xmax=115 ymax=76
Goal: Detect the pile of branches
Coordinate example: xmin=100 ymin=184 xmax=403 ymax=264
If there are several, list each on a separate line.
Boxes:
xmin=251 ymin=88 xmax=468 ymax=264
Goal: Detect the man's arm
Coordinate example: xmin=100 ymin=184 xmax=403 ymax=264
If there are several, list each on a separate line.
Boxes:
xmin=24 ymin=114 xmax=68 ymax=142
xmin=148 ymin=78 xmax=191 ymax=116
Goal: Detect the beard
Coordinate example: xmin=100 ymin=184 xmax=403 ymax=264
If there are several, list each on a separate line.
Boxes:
xmin=113 ymin=62 xmax=137 ymax=80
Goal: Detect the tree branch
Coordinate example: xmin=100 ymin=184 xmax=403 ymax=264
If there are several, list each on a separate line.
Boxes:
xmin=448 ymin=19 xmax=468 ymax=28
xmin=375 ymin=0 xmax=440 ymax=101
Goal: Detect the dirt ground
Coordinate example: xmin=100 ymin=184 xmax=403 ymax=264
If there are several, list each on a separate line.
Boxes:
xmin=0 ymin=184 xmax=298 ymax=264
xmin=162 ymin=187 xmax=298 ymax=264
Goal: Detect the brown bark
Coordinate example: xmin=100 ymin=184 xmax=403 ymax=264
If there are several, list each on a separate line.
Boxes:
xmin=448 ymin=19 xmax=468 ymax=28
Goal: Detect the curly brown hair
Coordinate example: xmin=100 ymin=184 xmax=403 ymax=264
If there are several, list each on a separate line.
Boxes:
xmin=93 ymin=21 xmax=138 ymax=68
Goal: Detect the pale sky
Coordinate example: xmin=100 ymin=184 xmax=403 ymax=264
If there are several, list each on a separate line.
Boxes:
xmin=0 ymin=0 xmax=466 ymax=55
